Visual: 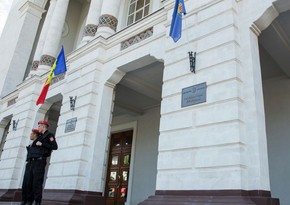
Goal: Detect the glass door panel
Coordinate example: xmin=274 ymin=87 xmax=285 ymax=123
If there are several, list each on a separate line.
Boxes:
xmin=111 ymin=155 xmax=119 ymax=165
xmin=123 ymin=154 xmax=130 ymax=166
xmin=108 ymin=188 xmax=115 ymax=197
xmin=122 ymin=170 xmax=129 ymax=182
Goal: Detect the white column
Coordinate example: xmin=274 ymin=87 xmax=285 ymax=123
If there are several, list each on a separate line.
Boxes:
xmin=81 ymin=0 xmax=103 ymax=43
xmin=96 ymin=0 xmax=121 ymax=38
xmin=38 ymin=0 xmax=70 ymax=73
xmin=30 ymin=0 xmax=56 ymax=74
xmin=0 ymin=1 xmax=45 ymax=97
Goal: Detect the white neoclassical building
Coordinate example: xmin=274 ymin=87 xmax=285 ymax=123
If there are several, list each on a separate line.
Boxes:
xmin=0 ymin=0 xmax=289 ymax=204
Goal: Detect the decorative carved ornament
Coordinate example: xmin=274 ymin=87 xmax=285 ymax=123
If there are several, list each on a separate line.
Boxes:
xmin=40 ymin=54 xmax=55 ymax=67
xmin=31 ymin=60 xmax=40 ymax=70
xmin=51 ymin=73 xmax=65 ymax=85
xmin=84 ymin=24 xmax=98 ymax=37
xmin=121 ymin=27 xmax=153 ymax=50
xmin=98 ymin=14 xmax=118 ymax=31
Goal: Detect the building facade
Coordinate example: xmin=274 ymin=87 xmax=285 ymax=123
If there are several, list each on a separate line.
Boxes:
xmin=0 ymin=0 xmax=289 ymax=204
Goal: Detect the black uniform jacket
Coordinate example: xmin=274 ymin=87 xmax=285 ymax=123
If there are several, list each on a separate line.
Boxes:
xmin=26 ymin=130 xmax=58 ymax=160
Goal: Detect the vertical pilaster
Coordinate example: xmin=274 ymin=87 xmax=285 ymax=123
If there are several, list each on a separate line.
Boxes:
xmin=87 ymin=69 xmax=125 ymax=192
xmin=97 ymin=0 xmax=121 ymax=38
xmin=38 ymin=0 xmax=70 ymax=73
xmin=140 ymin=0 xmax=278 ymax=204
xmin=0 ymin=80 xmax=43 ymax=190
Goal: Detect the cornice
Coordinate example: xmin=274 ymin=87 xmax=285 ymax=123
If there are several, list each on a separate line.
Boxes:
xmin=68 ymin=7 xmax=166 ymax=64
xmin=19 ymin=1 xmax=46 ymax=18
xmin=251 ymin=4 xmax=279 ymax=35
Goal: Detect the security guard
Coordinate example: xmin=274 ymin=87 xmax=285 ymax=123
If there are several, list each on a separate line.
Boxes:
xmin=21 ymin=121 xmax=58 ymax=205
xmin=21 ymin=129 xmax=40 ymax=205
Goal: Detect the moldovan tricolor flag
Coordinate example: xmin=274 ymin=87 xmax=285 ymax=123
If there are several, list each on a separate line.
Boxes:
xmin=169 ymin=0 xmax=186 ymax=42
xmin=36 ymin=46 xmax=67 ymax=105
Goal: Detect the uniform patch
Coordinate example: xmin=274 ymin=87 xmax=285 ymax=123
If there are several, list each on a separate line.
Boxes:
xmin=50 ymin=137 xmax=54 ymax=141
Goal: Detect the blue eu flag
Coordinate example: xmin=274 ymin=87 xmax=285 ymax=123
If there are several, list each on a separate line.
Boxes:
xmin=169 ymin=0 xmax=186 ymax=42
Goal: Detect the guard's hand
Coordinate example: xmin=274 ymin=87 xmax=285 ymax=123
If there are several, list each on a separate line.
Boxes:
xmin=36 ymin=141 xmax=42 ymax=146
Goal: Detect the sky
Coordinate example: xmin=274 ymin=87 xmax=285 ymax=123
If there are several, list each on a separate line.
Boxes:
xmin=0 ymin=0 xmax=13 ymax=37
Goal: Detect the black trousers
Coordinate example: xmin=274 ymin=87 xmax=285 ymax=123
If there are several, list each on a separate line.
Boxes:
xmin=22 ymin=158 xmax=47 ymax=203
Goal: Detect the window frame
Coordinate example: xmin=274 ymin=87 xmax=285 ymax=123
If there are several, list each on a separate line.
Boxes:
xmin=126 ymin=0 xmax=151 ymax=26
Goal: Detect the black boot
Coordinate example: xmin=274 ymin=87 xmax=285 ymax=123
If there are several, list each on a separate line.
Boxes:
xmin=35 ymin=202 xmax=41 ymax=205
xmin=20 ymin=202 xmax=26 ymax=205
xmin=26 ymin=202 xmax=33 ymax=205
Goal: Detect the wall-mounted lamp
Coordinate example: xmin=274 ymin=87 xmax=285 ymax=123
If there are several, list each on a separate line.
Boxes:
xmin=188 ymin=51 xmax=196 ymax=73
xmin=69 ymin=96 xmax=77 ymax=111
xmin=12 ymin=119 xmax=19 ymax=131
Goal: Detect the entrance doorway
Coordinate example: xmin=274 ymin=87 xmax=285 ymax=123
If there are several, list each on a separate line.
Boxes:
xmin=105 ymin=130 xmax=133 ymax=205
xmin=258 ymin=8 xmax=290 ymax=205
xmin=104 ymin=57 xmax=163 ymax=204
xmin=37 ymin=98 xmax=62 ymax=187
xmin=0 ymin=117 xmax=11 ymax=160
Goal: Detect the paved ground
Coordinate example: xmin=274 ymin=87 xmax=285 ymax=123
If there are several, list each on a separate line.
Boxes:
xmin=0 ymin=203 xmax=21 ymax=205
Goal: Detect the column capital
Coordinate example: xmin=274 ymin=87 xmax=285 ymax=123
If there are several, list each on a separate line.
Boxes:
xmin=19 ymin=1 xmax=46 ymax=18
xmin=29 ymin=0 xmax=47 ymax=8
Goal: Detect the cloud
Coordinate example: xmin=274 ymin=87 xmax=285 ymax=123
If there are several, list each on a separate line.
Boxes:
xmin=0 ymin=0 xmax=13 ymax=37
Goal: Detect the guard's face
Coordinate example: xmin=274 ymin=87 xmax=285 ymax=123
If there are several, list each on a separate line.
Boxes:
xmin=38 ymin=124 xmax=45 ymax=133
xmin=30 ymin=132 xmax=37 ymax=140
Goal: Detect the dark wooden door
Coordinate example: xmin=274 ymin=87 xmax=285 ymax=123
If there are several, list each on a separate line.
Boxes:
xmin=105 ymin=130 xmax=133 ymax=205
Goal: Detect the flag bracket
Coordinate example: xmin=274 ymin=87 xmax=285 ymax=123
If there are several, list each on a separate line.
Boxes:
xmin=188 ymin=51 xmax=196 ymax=73
xmin=12 ymin=119 xmax=19 ymax=131
xmin=69 ymin=96 xmax=77 ymax=111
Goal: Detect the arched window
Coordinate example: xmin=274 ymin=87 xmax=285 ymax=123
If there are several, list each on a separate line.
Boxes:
xmin=127 ymin=0 xmax=150 ymax=26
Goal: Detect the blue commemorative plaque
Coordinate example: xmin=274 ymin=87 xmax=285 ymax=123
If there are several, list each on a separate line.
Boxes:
xmin=182 ymin=82 xmax=207 ymax=107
